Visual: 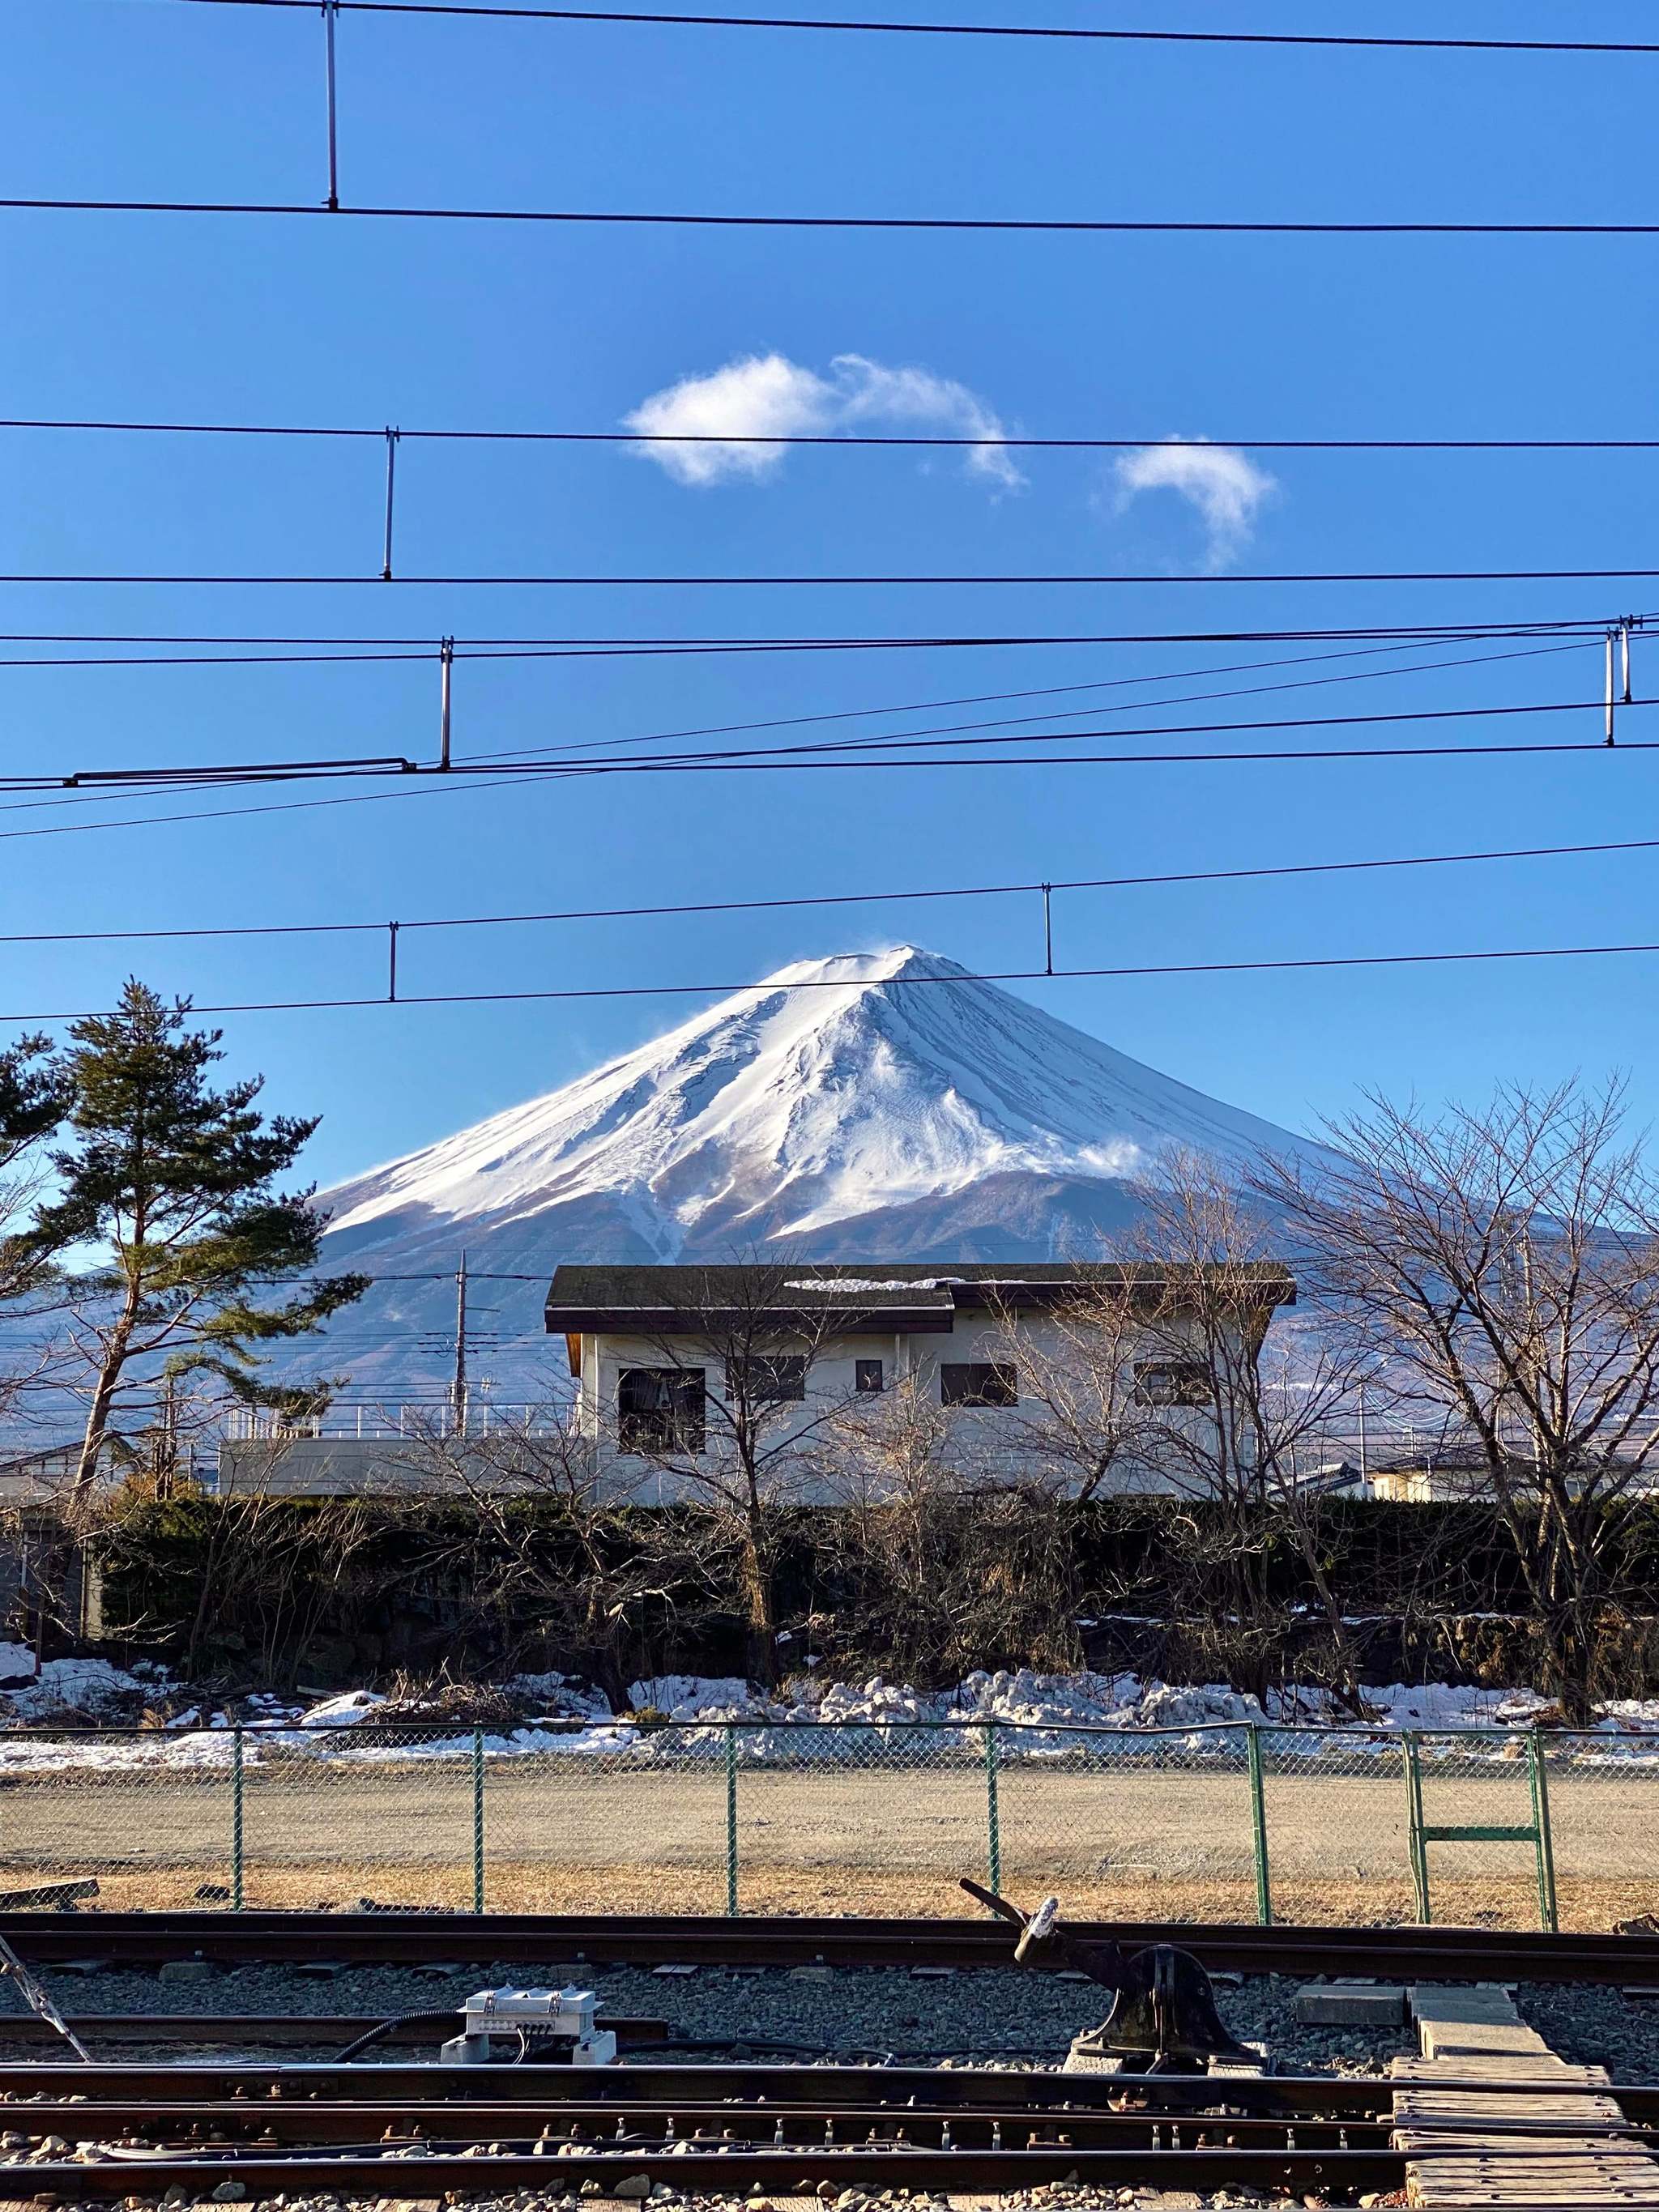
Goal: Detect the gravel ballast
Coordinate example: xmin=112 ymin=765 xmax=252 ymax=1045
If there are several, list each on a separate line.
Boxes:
xmin=0 ymin=1958 xmax=1411 ymax=2073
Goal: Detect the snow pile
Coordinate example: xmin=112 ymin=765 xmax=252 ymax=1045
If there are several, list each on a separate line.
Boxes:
xmin=1 ymin=1656 xmax=147 ymax=1723
xmin=297 ymin=1690 xmax=386 ymax=1728
xmin=0 ymin=1642 xmax=35 ymax=1686
xmin=631 ymin=1675 xmax=761 ymax=1720
xmin=510 ymin=1671 xmax=612 ymax=1721
xmin=5 ymin=1662 xmax=1659 ymax=1775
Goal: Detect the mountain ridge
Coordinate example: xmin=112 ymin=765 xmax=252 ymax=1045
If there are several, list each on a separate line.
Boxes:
xmin=309 ymin=948 xmax=1308 ymax=1400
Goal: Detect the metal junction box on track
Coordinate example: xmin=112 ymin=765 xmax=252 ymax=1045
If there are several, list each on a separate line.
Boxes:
xmin=441 ymin=1986 xmax=618 ymax=2065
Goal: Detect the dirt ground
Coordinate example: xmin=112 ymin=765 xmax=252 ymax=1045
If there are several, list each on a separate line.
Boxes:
xmin=3 ymin=1756 xmax=1655 ymax=1927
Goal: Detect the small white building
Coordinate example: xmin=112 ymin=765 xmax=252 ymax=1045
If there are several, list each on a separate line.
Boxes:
xmin=545 ymin=1259 xmax=1296 ymax=1496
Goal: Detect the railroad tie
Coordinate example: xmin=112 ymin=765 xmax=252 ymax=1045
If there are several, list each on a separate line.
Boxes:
xmin=1394 ymin=1984 xmax=1659 ymax=2208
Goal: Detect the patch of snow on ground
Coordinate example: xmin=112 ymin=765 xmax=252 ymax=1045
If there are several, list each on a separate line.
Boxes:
xmin=630 ymin=1674 xmax=757 ymax=1719
xmin=510 ymin=1671 xmax=612 ymax=1720
xmin=5 ymin=1664 xmax=1659 ymax=1775
xmin=296 ymin=1689 xmax=386 ymax=1728
xmin=2 ymin=1656 xmax=146 ymax=1722
xmin=0 ymin=1642 xmax=36 ymax=1685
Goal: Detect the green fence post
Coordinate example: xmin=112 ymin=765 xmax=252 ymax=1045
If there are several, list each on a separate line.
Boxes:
xmin=231 ymin=1724 xmax=244 ymax=1913
xmin=471 ymin=1727 xmax=485 ymax=1915
xmin=1527 ymin=1733 xmax=1559 ymax=1933
xmin=1245 ymin=1724 xmax=1272 ymax=1925
xmin=724 ymin=1723 xmax=740 ymax=1918
xmin=1404 ymin=1732 xmax=1431 ymax=1924
xmin=983 ymin=1720 xmax=1001 ymax=1895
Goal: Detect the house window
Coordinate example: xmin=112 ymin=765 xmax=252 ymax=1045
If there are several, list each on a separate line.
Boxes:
xmin=1133 ymin=1359 xmax=1213 ymax=1408
xmin=617 ymin=1366 xmax=706 ymax=1453
xmin=940 ymin=1362 xmax=1017 ymax=1409
xmin=724 ymin=1354 xmax=808 ymax=1404
xmin=855 ymin=1358 xmax=885 ymax=1394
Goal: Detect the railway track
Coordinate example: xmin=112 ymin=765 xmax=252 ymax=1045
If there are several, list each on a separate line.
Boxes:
xmin=3 ymin=2059 xmax=1654 ymax=2201
xmin=4 ymin=1908 xmax=1658 ymax=1984
xmin=2 ymin=1915 xmax=1657 ymax=2202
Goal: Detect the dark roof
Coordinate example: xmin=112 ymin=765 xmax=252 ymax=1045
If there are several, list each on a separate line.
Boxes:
xmin=544 ymin=1259 xmax=1295 ymax=1336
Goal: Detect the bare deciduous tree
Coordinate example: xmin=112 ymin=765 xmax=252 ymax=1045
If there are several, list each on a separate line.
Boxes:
xmin=981 ymin=1278 xmax=1152 ymax=1503
xmin=603 ymin=1264 xmax=861 ymax=1684
xmin=1256 ymin=1078 xmax=1659 ymax=1721
xmin=385 ymin=1397 xmax=721 ymax=1705
xmin=817 ymin=1370 xmax=1084 ymax=1680
xmin=1120 ymin=1151 xmax=1368 ymax=1708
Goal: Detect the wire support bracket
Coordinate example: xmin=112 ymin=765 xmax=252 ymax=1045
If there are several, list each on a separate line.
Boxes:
xmin=322 ymin=1 xmax=342 ymax=211
xmin=438 ymin=635 xmax=454 ymax=768
xmin=382 ymin=426 xmax=401 ymax=581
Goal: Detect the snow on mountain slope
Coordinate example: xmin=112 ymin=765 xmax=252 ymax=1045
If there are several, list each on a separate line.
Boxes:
xmin=307 ymin=948 xmax=1307 ymax=1399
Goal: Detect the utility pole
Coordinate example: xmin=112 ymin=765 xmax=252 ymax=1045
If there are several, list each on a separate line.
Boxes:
xmin=452 ymin=1252 xmax=469 ymax=1435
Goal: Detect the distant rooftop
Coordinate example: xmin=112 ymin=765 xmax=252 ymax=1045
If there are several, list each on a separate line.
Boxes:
xmin=544 ymin=1259 xmax=1295 ymax=1336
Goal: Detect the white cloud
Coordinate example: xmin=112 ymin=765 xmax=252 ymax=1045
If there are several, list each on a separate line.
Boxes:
xmin=623 ymin=351 xmax=1023 ymax=492
xmin=1111 ymin=437 xmax=1277 ymax=570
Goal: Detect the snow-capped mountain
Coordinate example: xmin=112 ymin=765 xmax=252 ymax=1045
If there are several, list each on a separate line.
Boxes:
xmin=308 ymin=948 xmax=1307 ymax=1401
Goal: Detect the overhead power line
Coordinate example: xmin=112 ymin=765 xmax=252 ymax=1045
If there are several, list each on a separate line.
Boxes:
xmin=6 ymin=413 xmax=1657 ymax=453
xmin=160 ymin=0 xmax=1659 ymax=57
xmin=6 ymin=567 xmax=1659 ymax=588
xmin=0 ymin=630 xmax=1625 ymax=844
xmin=5 ymin=829 xmax=1658 ymax=950
xmin=10 ymin=937 xmax=1659 ymax=1027
xmin=0 ymin=617 xmax=1631 ymax=652
xmin=2 ymin=695 xmax=1649 ymax=797
xmin=9 ymin=196 xmax=1659 ymax=238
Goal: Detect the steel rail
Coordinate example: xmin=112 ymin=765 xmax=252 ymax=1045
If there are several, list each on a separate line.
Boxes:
xmin=4 ymin=2064 xmax=1657 ymax=2120
xmin=0 ymin=2011 xmax=668 ymax=2048
xmin=0 ymin=2146 xmax=1417 ymax=2197
xmin=6 ymin=1910 xmax=1659 ymax=1984
xmin=0 ymin=2099 xmax=1398 ymax=2148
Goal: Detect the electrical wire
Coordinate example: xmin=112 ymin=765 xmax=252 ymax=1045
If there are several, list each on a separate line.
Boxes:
xmin=3 ymin=829 xmax=1658 ymax=950
xmin=0 ymin=693 xmax=1647 ymax=798
xmin=469 ymin=638 xmax=1594 ymax=768
xmin=0 ymin=617 xmax=1628 ymax=650
xmin=8 ymin=412 xmax=1659 ymax=452
xmin=4 ymin=566 xmax=1657 ymax=586
xmin=154 ymin=0 xmax=1659 ymax=56
xmin=11 ymin=936 xmax=1659 ymax=1025
xmin=11 ymin=196 xmax=1659 ymax=237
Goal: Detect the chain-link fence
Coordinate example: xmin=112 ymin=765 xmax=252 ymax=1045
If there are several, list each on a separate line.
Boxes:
xmin=3 ymin=1719 xmax=1657 ymax=1927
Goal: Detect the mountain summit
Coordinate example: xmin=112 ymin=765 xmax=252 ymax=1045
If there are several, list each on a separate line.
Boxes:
xmin=313 ymin=949 xmax=1304 ymax=1398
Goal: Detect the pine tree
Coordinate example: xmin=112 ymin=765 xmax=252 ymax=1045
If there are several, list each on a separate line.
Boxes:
xmin=28 ymin=982 xmax=369 ymax=1497
xmin=0 ymin=1032 xmax=69 ymax=1297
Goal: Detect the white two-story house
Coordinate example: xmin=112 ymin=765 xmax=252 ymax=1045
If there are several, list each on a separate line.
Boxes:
xmin=544 ymin=1259 xmax=1296 ymax=1495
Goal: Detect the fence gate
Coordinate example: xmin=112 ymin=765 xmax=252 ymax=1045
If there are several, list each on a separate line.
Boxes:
xmin=1402 ymin=1730 xmax=1559 ymax=1931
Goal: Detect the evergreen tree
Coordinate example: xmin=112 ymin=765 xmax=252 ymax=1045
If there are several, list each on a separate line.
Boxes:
xmin=28 ymin=982 xmax=369 ymax=1496
xmin=0 ymin=1035 xmax=71 ymax=1426
xmin=0 ymin=1032 xmax=70 ymax=1294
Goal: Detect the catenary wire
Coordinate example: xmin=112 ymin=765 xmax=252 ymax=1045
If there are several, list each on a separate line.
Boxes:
xmin=8 ymin=413 xmax=1659 ymax=452
xmin=0 ymin=637 xmax=1624 ymax=840
xmin=4 ymin=830 xmax=1659 ymax=948
xmin=153 ymin=0 xmax=1659 ymax=56
xmin=6 ymin=568 xmax=1659 ymax=587
xmin=0 ymin=618 xmax=1629 ymax=650
xmin=12 ymin=195 xmax=1659 ymax=237
xmin=11 ymin=939 xmax=1659 ymax=1025
xmin=2 ymin=693 xmax=1648 ymax=795
xmin=469 ymin=637 xmax=1593 ymax=766
xmin=0 ymin=635 xmax=1595 ymax=769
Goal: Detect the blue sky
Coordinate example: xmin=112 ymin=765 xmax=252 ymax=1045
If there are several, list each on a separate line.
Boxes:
xmin=2 ymin=0 xmax=1657 ymax=1191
